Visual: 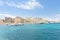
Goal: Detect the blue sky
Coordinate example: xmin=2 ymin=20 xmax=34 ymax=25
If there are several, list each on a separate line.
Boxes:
xmin=0 ymin=0 xmax=60 ymax=20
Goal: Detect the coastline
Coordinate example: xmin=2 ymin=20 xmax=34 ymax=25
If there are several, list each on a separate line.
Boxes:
xmin=0 ymin=22 xmax=59 ymax=25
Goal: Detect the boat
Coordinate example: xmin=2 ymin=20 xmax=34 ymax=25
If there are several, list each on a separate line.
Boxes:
xmin=7 ymin=23 xmax=24 ymax=26
xmin=14 ymin=23 xmax=24 ymax=26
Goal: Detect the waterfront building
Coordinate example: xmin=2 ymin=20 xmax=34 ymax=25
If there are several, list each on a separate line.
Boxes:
xmin=14 ymin=16 xmax=24 ymax=23
xmin=0 ymin=19 xmax=4 ymax=24
xmin=24 ymin=17 xmax=43 ymax=24
xmin=3 ymin=17 xmax=15 ymax=23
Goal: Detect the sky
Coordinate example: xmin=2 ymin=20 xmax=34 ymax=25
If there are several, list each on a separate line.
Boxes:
xmin=0 ymin=0 xmax=60 ymax=21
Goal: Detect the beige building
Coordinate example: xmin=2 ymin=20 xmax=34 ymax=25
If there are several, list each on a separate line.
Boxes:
xmin=24 ymin=17 xmax=33 ymax=23
xmin=24 ymin=17 xmax=43 ymax=23
xmin=0 ymin=19 xmax=4 ymax=24
xmin=33 ymin=18 xmax=43 ymax=23
xmin=14 ymin=16 xmax=24 ymax=23
xmin=4 ymin=17 xmax=14 ymax=23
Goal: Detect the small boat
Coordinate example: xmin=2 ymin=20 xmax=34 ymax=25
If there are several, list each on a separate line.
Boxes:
xmin=7 ymin=24 xmax=15 ymax=26
xmin=7 ymin=23 xmax=24 ymax=26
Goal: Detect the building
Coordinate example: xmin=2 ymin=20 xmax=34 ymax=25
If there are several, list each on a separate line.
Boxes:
xmin=33 ymin=18 xmax=43 ymax=23
xmin=3 ymin=17 xmax=15 ymax=23
xmin=24 ymin=17 xmax=33 ymax=23
xmin=0 ymin=19 xmax=4 ymax=24
xmin=14 ymin=16 xmax=24 ymax=23
xmin=24 ymin=17 xmax=43 ymax=23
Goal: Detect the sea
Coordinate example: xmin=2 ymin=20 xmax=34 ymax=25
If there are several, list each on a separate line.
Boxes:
xmin=0 ymin=23 xmax=60 ymax=40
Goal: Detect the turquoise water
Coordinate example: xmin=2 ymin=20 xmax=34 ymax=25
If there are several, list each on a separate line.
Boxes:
xmin=0 ymin=24 xmax=60 ymax=40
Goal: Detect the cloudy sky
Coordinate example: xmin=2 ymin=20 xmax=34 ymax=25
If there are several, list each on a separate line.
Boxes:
xmin=0 ymin=0 xmax=60 ymax=20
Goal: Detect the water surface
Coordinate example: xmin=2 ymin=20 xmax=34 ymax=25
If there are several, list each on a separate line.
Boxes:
xmin=0 ymin=24 xmax=60 ymax=40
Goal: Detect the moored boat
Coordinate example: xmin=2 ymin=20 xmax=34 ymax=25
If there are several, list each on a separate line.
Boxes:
xmin=7 ymin=23 xmax=24 ymax=26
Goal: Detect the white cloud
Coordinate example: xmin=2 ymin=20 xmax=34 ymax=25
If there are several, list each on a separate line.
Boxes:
xmin=0 ymin=0 xmax=43 ymax=10
xmin=54 ymin=14 xmax=60 ymax=20
xmin=56 ymin=14 xmax=60 ymax=17
xmin=6 ymin=0 xmax=43 ymax=10
xmin=17 ymin=0 xmax=43 ymax=10
xmin=6 ymin=2 xmax=16 ymax=7
xmin=0 ymin=13 xmax=15 ymax=18
xmin=46 ymin=14 xmax=60 ymax=22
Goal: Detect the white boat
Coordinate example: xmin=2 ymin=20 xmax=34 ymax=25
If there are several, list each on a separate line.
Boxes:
xmin=7 ymin=23 xmax=24 ymax=26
